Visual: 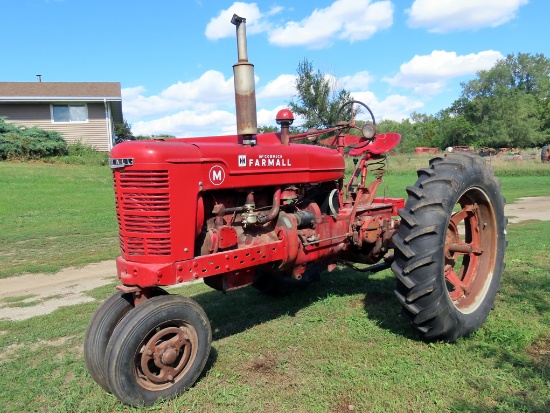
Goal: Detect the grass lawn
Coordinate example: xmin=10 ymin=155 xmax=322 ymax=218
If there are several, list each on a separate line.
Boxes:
xmin=0 ymin=158 xmax=549 ymax=412
xmin=0 ymin=162 xmax=118 ymax=278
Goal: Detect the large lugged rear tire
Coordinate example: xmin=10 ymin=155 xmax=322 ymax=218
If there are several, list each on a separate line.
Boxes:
xmin=541 ymin=145 xmax=550 ymax=163
xmin=392 ymin=153 xmax=507 ymax=342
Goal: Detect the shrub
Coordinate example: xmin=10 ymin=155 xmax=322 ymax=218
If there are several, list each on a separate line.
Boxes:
xmin=46 ymin=141 xmax=108 ymax=165
xmin=0 ymin=117 xmax=68 ymax=160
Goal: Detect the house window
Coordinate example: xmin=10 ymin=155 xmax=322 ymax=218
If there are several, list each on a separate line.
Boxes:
xmin=51 ymin=104 xmax=88 ymax=123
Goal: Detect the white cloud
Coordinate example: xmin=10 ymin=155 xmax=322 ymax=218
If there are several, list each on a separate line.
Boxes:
xmin=205 ymin=2 xmax=266 ymax=40
xmin=122 ymin=70 xmax=235 ymax=119
xmin=349 ymin=91 xmax=424 ymax=122
xmin=122 ymin=65 xmax=423 ymax=137
xmin=339 ymin=71 xmax=375 ymax=91
xmin=406 ymin=0 xmax=529 ymax=33
xmin=131 ymin=109 xmax=237 ymax=137
xmin=205 ymin=1 xmax=392 ymax=48
xmin=258 ymin=74 xmax=296 ymax=100
xmin=257 ymin=105 xmax=287 ymax=127
xmin=375 ymin=94 xmax=425 ymax=122
xmin=121 ymin=86 xmax=146 ymax=100
xmin=130 ymin=105 xmax=290 ymax=137
xmin=268 ymin=0 xmax=393 ymax=48
xmin=384 ymin=50 xmax=504 ymax=95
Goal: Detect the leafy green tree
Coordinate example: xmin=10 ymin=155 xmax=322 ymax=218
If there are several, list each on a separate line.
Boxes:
xmin=114 ymin=119 xmax=134 ymax=143
xmin=436 ymin=110 xmax=476 ymax=148
xmin=257 ymin=125 xmax=279 ymax=133
xmin=448 ymin=53 xmax=550 ymax=148
xmin=377 ymin=114 xmax=442 ymax=153
xmin=288 ymin=59 xmax=352 ymax=131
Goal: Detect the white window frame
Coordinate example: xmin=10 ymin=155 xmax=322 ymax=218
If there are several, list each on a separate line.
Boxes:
xmin=50 ymin=103 xmax=89 ymax=123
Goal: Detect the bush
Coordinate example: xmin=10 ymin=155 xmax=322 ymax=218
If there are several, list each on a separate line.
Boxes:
xmin=46 ymin=141 xmax=109 ymax=166
xmin=0 ymin=117 xmax=68 ymax=160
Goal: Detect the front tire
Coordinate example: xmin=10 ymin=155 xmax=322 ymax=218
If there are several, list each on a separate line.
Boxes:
xmin=84 ymin=288 xmax=167 ymax=392
xmin=105 ymin=295 xmax=211 ymax=406
xmin=84 ymin=291 xmax=134 ymax=392
xmin=392 ymin=153 xmax=507 ymax=341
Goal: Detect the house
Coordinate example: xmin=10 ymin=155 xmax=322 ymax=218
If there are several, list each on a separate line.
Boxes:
xmin=0 ymin=81 xmax=123 ymax=151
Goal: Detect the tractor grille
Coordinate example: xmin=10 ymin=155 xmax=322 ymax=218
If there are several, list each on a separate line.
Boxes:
xmin=114 ymin=170 xmax=172 ymax=257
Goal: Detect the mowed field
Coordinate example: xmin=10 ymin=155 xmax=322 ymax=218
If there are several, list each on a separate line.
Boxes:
xmin=0 ymin=158 xmax=549 ymax=412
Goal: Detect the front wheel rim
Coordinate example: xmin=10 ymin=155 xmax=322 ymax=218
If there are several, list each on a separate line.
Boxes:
xmin=135 ymin=321 xmax=198 ymax=391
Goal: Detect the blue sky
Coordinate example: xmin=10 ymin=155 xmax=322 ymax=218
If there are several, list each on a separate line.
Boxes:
xmin=1 ymin=0 xmax=548 ymax=136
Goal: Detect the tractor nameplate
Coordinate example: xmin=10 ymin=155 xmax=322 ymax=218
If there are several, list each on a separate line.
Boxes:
xmin=109 ymin=158 xmax=134 ymax=168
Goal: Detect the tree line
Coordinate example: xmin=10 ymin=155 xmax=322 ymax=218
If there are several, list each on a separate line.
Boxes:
xmin=288 ymin=53 xmax=550 ymax=152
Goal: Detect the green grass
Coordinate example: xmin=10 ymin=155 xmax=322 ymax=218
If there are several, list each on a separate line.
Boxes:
xmin=1 ymin=160 xmax=549 ymax=278
xmin=0 ymin=158 xmax=549 ymax=412
xmin=0 ymin=220 xmax=548 ymax=412
xmin=0 ymin=162 xmax=118 ymax=278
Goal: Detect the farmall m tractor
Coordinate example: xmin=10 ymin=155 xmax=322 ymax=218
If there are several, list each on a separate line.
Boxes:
xmin=84 ymin=15 xmax=507 ymax=406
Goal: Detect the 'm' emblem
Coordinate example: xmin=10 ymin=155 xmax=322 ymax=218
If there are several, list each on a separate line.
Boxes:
xmin=209 ymin=165 xmax=225 ymax=186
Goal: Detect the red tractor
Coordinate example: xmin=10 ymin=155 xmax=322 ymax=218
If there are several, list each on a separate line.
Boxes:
xmin=85 ymin=15 xmax=507 ymax=406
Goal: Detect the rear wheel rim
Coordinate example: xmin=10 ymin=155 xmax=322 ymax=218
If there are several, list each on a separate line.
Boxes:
xmin=444 ymin=187 xmax=497 ymax=314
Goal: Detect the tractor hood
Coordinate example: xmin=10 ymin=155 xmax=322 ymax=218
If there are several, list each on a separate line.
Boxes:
xmin=109 ymin=133 xmax=345 ymax=190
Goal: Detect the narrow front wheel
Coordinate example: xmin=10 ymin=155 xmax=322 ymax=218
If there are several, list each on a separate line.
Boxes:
xmin=84 ymin=291 xmax=134 ymax=392
xmin=84 ymin=288 xmax=167 ymax=392
xmin=105 ymin=295 xmax=211 ymax=406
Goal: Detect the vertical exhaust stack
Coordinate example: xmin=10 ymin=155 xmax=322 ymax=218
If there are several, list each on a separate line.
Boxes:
xmin=232 ymin=14 xmax=258 ymax=144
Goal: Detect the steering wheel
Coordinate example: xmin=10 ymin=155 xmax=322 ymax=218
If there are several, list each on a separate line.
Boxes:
xmin=336 ymin=100 xmax=376 ymax=139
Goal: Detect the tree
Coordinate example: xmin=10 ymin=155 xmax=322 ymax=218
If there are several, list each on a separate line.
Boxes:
xmin=437 ymin=111 xmax=476 ymax=149
xmin=114 ymin=119 xmax=134 ymax=143
xmin=257 ymin=125 xmax=279 ymax=133
xmin=449 ymin=53 xmax=550 ymax=148
xmin=288 ymin=59 xmax=352 ymax=131
xmin=377 ymin=114 xmax=442 ymax=153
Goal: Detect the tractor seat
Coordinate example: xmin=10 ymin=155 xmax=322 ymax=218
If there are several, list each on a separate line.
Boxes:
xmin=348 ymin=133 xmax=401 ymax=157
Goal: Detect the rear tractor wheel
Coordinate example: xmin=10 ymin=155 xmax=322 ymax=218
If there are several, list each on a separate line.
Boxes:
xmin=392 ymin=153 xmax=507 ymax=341
xmin=105 ymin=295 xmax=211 ymax=406
xmin=541 ymin=145 xmax=550 ymax=163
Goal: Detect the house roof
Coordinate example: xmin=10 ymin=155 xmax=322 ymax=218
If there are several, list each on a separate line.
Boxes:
xmin=0 ymin=82 xmax=123 ymax=123
xmin=0 ymin=82 xmax=121 ymax=98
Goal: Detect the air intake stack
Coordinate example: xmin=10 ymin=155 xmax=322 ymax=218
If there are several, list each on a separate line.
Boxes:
xmin=231 ymin=14 xmax=258 ymax=144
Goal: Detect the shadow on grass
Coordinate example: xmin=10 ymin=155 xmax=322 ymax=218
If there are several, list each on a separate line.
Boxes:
xmin=184 ymin=266 xmax=413 ymax=343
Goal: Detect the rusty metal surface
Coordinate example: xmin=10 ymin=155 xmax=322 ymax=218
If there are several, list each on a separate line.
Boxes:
xmin=232 ymin=14 xmax=257 ymax=136
xmin=137 ymin=323 xmax=198 ymax=390
xmin=444 ymin=197 xmax=496 ymax=310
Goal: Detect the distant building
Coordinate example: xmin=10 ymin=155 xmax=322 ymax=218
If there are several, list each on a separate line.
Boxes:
xmin=0 ymin=81 xmax=123 ymax=151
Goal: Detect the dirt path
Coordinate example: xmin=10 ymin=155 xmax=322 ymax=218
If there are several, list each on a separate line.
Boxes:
xmin=1 ymin=196 xmax=549 ymax=321
xmin=504 ymin=196 xmax=550 ymax=224
xmin=0 ymin=261 xmax=116 ymax=321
